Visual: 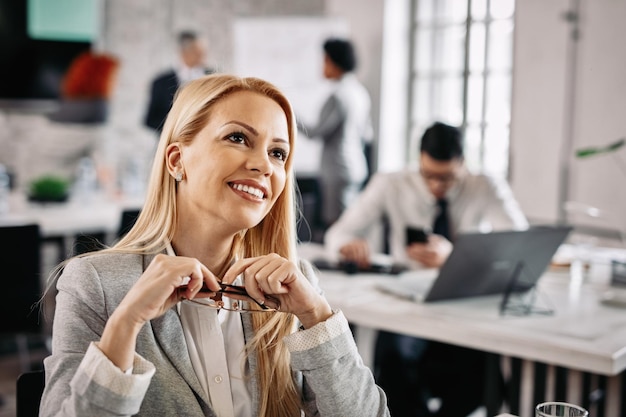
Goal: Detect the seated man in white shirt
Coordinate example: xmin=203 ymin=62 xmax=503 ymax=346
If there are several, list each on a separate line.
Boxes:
xmin=324 ymin=121 xmax=528 ymax=417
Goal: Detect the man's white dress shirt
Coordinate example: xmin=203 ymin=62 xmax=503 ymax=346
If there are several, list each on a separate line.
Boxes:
xmin=324 ymin=169 xmax=529 ymax=268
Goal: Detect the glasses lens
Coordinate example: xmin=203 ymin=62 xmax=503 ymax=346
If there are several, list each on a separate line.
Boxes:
xmin=420 ymin=169 xmax=457 ymax=184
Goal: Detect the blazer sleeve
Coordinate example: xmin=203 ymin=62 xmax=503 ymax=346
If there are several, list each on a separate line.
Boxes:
xmin=285 ymin=260 xmax=390 ymax=417
xmin=41 ymin=257 xmax=155 ymax=417
xmin=285 ymin=311 xmax=389 ymax=417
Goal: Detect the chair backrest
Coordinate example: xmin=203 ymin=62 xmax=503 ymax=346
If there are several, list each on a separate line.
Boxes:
xmin=16 ymin=369 xmax=45 ymax=417
xmin=0 ymin=223 xmax=42 ymax=334
xmin=117 ymin=208 xmax=141 ymax=238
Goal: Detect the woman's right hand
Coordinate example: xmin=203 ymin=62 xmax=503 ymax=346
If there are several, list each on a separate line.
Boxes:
xmin=115 ymin=254 xmax=220 ymax=327
xmin=99 ymin=254 xmax=220 ymax=370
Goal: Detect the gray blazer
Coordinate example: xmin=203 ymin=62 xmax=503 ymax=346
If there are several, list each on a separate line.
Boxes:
xmin=41 ymin=252 xmax=389 ymax=417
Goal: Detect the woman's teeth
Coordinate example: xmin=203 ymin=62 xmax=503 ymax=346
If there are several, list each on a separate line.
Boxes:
xmin=231 ymin=183 xmax=264 ymax=199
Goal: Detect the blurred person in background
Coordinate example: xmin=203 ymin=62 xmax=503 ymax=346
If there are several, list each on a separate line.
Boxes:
xmin=144 ymin=30 xmax=215 ymax=134
xmin=298 ymin=37 xmax=373 ymax=231
xmin=325 ymin=121 xmax=528 ymax=416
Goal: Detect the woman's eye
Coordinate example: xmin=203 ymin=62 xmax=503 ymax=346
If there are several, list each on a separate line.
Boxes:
xmin=227 ymin=132 xmax=246 ymax=143
xmin=271 ymin=148 xmax=288 ymax=162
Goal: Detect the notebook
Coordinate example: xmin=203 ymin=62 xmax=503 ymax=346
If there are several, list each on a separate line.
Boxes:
xmin=377 ymin=225 xmax=572 ymax=303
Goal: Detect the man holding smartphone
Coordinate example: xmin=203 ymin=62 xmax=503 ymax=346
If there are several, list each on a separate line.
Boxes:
xmin=324 ymin=122 xmax=528 ymax=416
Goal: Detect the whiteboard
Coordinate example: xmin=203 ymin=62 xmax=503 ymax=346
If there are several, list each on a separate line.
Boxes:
xmin=233 ymin=17 xmax=350 ymax=175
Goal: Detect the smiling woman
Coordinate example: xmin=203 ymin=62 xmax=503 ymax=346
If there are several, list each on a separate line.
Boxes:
xmin=166 ymin=89 xmax=290 ymax=233
xmin=40 ymin=73 xmax=390 ymax=417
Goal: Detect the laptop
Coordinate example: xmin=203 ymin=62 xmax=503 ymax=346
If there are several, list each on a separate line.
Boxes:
xmin=377 ymin=225 xmax=572 ymax=303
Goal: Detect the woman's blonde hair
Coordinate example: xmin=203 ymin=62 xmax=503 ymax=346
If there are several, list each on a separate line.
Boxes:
xmin=70 ymin=74 xmax=301 ymax=416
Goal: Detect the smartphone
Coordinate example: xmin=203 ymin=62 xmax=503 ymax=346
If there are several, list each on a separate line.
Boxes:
xmin=406 ymin=227 xmax=429 ymax=245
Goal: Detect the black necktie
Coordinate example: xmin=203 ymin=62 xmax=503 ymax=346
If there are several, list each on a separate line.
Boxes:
xmin=432 ymin=199 xmax=451 ymax=241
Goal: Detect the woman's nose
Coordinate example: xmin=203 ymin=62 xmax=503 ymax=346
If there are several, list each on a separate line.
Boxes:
xmin=247 ymin=149 xmax=272 ymax=175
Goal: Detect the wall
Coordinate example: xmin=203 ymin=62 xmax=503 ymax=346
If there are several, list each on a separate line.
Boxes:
xmin=510 ymin=0 xmax=626 ymax=234
xmin=0 ymin=0 xmax=385 ymax=191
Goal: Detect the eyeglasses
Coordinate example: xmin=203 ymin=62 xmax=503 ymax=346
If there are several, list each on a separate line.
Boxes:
xmin=183 ymin=283 xmax=281 ymax=313
xmin=419 ymin=168 xmax=459 ymax=185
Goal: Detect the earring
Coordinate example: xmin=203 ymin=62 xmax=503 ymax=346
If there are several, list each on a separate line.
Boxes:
xmin=175 ymin=172 xmax=183 ymax=182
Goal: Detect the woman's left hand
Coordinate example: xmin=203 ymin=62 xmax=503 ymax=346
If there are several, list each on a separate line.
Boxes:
xmin=221 ymin=254 xmax=333 ymax=329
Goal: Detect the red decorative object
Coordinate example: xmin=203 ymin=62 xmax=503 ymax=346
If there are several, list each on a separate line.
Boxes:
xmin=61 ymin=51 xmax=120 ymax=99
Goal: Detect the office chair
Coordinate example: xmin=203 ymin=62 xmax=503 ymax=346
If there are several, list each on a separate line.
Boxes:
xmin=16 ymin=369 xmax=45 ymax=417
xmin=117 ymin=208 xmax=141 ymax=239
xmin=72 ymin=232 xmax=106 ymax=255
xmin=0 ymin=223 xmax=43 ymax=371
xmin=295 ymin=177 xmax=323 ymax=243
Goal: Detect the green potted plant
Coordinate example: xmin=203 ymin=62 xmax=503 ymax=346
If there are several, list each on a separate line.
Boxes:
xmin=29 ymin=175 xmax=70 ymax=203
xmin=576 ymin=137 xmax=625 ymax=174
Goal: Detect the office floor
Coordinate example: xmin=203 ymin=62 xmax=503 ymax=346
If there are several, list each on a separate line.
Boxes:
xmin=0 ymin=340 xmax=48 ymax=417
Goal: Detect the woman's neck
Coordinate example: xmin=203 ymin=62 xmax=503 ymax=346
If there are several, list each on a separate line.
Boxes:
xmin=170 ymin=231 xmax=235 ymax=278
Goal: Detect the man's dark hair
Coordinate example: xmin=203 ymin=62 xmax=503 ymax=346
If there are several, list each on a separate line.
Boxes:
xmin=178 ymin=30 xmax=199 ymax=47
xmin=419 ymin=122 xmax=464 ymax=161
xmin=323 ymin=38 xmax=357 ymax=72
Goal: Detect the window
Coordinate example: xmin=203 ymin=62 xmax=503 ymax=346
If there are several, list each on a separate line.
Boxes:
xmin=408 ymin=0 xmax=515 ymax=178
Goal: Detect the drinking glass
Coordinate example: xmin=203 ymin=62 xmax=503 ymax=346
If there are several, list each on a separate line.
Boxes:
xmin=535 ymin=401 xmax=588 ymax=417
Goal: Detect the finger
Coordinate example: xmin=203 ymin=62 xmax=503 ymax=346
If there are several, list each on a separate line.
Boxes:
xmin=221 ymin=257 xmax=260 ymax=284
xmin=251 ymin=257 xmax=285 ymax=294
xmin=183 ymin=263 xmax=220 ymax=300
xmin=222 ymin=257 xmax=270 ymax=304
xmin=353 ymin=242 xmax=370 ymax=266
xmin=340 ymin=244 xmax=359 ymax=262
xmin=244 ymin=257 xmax=281 ymax=300
xmin=199 ymin=263 xmax=221 ymax=292
xmin=264 ymin=261 xmax=295 ymax=294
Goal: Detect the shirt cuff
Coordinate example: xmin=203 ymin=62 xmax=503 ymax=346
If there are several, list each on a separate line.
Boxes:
xmin=76 ymin=342 xmax=155 ymax=397
xmin=284 ymin=310 xmax=350 ymax=352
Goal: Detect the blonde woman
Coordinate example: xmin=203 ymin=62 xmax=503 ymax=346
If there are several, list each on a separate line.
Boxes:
xmin=40 ymin=74 xmax=389 ymax=417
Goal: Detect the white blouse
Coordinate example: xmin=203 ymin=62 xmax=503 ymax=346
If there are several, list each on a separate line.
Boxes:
xmin=167 ymin=243 xmax=252 ymax=417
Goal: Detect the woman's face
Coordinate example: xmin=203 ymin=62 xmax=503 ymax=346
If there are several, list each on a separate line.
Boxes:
xmin=169 ymin=90 xmax=290 ymax=232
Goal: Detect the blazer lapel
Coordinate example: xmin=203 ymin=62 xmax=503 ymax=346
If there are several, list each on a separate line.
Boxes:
xmin=142 ymin=253 xmax=211 ymax=406
xmin=242 ymin=314 xmax=260 ymax=417
xmin=151 ymin=311 xmax=210 ymax=405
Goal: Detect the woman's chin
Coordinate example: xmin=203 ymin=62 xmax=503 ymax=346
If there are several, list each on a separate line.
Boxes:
xmin=230 ymin=214 xmax=266 ymax=232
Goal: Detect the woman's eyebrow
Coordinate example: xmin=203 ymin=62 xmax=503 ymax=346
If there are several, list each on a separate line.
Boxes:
xmin=224 ymin=120 xmax=289 ymax=144
xmin=225 ymin=120 xmax=258 ymax=135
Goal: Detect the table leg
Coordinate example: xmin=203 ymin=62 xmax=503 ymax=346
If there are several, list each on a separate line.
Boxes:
xmin=484 ymin=353 xmax=505 ymax=415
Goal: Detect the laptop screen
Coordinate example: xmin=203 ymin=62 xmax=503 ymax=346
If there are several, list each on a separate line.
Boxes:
xmin=423 ymin=225 xmax=572 ymax=302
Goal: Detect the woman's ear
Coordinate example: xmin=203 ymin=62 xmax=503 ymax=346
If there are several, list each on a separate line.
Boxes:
xmin=165 ymin=142 xmax=183 ymax=179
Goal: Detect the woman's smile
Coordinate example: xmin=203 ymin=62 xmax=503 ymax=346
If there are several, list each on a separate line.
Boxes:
xmin=229 ymin=181 xmax=267 ymax=201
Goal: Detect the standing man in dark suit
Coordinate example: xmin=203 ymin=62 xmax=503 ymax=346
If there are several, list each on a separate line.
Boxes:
xmin=144 ymin=31 xmax=215 ymax=133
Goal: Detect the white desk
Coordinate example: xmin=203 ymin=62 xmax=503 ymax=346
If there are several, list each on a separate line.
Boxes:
xmin=1 ymin=192 xmax=144 ymax=263
xmin=0 ymin=191 xmax=143 ymax=237
xmin=301 ymin=244 xmax=626 ymax=417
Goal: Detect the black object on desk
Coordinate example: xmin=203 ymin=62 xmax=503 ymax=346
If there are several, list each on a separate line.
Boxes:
xmin=312 ymin=258 xmax=408 ymax=275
